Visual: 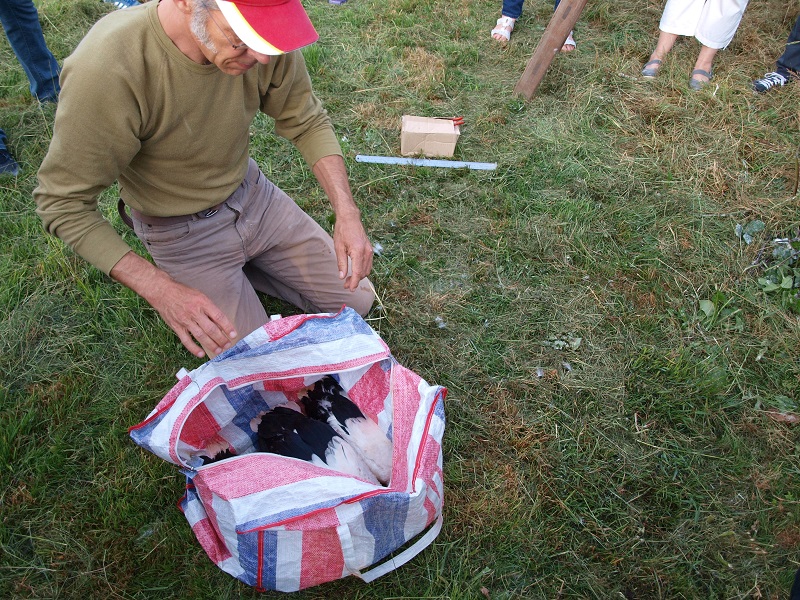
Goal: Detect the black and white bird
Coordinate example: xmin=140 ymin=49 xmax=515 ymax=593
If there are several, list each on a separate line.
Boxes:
xmin=256 ymin=405 xmax=380 ymax=485
xmin=300 ymin=376 xmax=393 ymax=486
xmin=197 ymin=446 xmax=236 ymax=465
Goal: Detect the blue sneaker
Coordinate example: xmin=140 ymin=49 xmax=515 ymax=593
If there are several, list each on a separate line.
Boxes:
xmin=103 ymin=0 xmax=139 ymax=8
xmin=752 ymin=71 xmax=788 ymax=93
xmin=0 ymin=149 xmax=20 ymax=177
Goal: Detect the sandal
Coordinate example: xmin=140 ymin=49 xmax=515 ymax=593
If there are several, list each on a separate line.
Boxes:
xmin=491 ymin=16 xmax=515 ymax=42
xmin=641 ymin=59 xmax=662 ymax=79
xmin=689 ymin=68 xmax=713 ymax=90
xmin=561 ymin=31 xmax=576 ymax=52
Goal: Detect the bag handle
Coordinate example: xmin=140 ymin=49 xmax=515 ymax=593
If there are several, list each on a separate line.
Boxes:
xmin=353 ymin=514 xmax=443 ymax=583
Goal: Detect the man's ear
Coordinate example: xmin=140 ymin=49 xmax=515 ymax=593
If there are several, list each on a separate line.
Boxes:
xmin=173 ymin=0 xmax=194 ymax=15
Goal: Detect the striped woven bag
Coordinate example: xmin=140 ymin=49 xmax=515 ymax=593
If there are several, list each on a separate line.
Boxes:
xmin=129 ymin=307 xmax=446 ymax=591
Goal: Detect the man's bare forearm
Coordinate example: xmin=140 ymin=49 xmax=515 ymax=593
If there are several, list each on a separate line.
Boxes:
xmin=312 ymin=155 xmax=362 ymax=219
xmin=312 ymin=155 xmax=374 ymax=289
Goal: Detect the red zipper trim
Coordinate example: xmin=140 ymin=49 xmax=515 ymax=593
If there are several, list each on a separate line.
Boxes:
xmin=256 ymin=530 xmax=265 ymax=591
xmin=410 ymin=390 xmax=444 ymax=492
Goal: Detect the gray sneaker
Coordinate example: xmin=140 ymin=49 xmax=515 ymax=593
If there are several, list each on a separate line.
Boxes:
xmin=752 ymin=71 xmax=788 ymax=93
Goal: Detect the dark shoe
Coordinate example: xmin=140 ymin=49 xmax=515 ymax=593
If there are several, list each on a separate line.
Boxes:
xmin=641 ymin=59 xmax=662 ymax=79
xmin=689 ymin=68 xmax=712 ymax=91
xmin=0 ymin=149 xmax=20 ymax=176
xmin=753 ymin=71 xmax=788 ymax=93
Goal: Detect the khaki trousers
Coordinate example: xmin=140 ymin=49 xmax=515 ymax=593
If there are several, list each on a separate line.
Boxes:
xmin=132 ymin=159 xmax=374 ymax=340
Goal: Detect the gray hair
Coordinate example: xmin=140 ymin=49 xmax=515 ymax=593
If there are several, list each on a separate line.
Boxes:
xmin=189 ymin=0 xmax=220 ymax=54
xmin=192 ymin=0 xmax=217 ymax=10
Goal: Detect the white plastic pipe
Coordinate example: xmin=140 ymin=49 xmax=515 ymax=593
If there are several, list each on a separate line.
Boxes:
xmin=355 ymin=155 xmax=497 ymax=171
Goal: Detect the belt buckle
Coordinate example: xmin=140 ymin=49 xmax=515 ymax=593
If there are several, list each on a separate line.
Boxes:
xmin=202 ymin=208 xmax=218 ymax=218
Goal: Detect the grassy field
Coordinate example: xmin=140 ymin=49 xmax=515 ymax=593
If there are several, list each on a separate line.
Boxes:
xmin=2 ymin=0 xmax=799 ymax=598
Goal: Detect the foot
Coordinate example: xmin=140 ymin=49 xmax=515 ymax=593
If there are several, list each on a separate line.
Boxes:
xmin=491 ymin=16 xmax=515 ymax=42
xmin=561 ymin=31 xmax=576 ymax=53
xmin=641 ymin=58 xmax=662 ymax=78
xmin=752 ymin=71 xmax=788 ymax=93
xmin=0 ymin=149 xmax=20 ymax=177
xmin=689 ymin=68 xmax=712 ymax=91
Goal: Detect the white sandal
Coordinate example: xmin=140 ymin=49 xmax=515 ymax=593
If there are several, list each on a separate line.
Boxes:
xmin=491 ymin=16 xmax=515 ymax=42
xmin=561 ymin=31 xmax=576 ymax=52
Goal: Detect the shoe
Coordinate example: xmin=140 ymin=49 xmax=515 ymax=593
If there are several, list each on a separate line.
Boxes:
xmin=0 ymin=149 xmax=20 ymax=177
xmin=689 ymin=68 xmax=712 ymax=91
xmin=103 ymin=0 xmax=138 ymax=8
xmin=491 ymin=16 xmax=515 ymax=43
xmin=641 ymin=59 xmax=662 ymax=79
xmin=561 ymin=31 xmax=576 ymax=53
xmin=753 ymin=71 xmax=788 ymax=93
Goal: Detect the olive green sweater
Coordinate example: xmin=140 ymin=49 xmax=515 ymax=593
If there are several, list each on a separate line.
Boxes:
xmin=34 ymin=1 xmax=342 ymax=275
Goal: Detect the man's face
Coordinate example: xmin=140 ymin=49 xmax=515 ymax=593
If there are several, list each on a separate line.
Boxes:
xmin=194 ymin=8 xmax=272 ymax=75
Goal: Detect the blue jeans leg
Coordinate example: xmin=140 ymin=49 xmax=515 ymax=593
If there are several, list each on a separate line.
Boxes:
xmin=502 ymin=0 xmax=562 ymax=20
xmin=776 ymin=14 xmax=800 ymax=75
xmin=0 ymin=128 xmax=7 ymax=152
xmin=0 ymin=0 xmax=60 ymax=101
xmin=502 ymin=0 xmax=524 ymax=20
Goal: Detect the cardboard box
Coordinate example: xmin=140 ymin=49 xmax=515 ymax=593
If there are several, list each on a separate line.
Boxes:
xmin=400 ymin=115 xmax=460 ymax=158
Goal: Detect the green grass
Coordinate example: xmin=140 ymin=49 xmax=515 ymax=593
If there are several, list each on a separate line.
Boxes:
xmin=2 ymin=0 xmax=800 ymax=598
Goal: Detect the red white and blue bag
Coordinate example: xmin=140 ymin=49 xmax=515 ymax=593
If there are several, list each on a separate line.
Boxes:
xmin=129 ymin=307 xmax=446 ymax=592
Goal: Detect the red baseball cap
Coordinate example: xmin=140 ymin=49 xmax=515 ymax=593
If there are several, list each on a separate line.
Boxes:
xmin=215 ymin=0 xmax=319 ymax=55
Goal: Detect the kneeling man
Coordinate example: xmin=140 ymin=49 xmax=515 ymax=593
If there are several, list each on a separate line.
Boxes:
xmin=35 ymin=0 xmax=374 ymax=358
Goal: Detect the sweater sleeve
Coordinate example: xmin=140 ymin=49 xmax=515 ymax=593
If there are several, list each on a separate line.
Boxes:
xmin=34 ymin=49 xmax=143 ymax=275
xmin=259 ymin=51 xmax=343 ymax=168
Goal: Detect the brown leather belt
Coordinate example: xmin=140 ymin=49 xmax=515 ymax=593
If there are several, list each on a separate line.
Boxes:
xmin=118 ymin=198 xmax=224 ymax=228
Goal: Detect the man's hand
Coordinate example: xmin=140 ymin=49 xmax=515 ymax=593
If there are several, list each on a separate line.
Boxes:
xmin=312 ymin=155 xmax=373 ymax=291
xmin=333 ymin=212 xmax=374 ymax=291
xmin=148 ymin=279 xmax=238 ymax=358
xmin=110 ymin=252 xmax=237 ymax=358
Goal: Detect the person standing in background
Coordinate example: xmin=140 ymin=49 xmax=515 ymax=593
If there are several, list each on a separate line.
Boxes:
xmin=0 ymin=0 xmax=61 ymax=176
xmin=491 ymin=0 xmax=577 ymax=52
xmin=752 ymin=13 xmax=800 ymax=93
xmin=641 ymin=0 xmax=749 ymax=90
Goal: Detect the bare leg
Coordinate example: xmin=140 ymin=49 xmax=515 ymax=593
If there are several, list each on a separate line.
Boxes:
xmin=648 ymin=30 xmax=679 ymax=65
xmin=690 ymin=44 xmax=718 ymax=84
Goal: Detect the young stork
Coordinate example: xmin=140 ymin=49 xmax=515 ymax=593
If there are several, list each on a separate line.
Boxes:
xmin=256 ymin=405 xmax=380 ymax=485
xmin=300 ymin=376 xmax=393 ymax=486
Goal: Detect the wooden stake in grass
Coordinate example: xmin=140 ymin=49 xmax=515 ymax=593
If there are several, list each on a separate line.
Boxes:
xmin=514 ymin=0 xmax=588 ymax=100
